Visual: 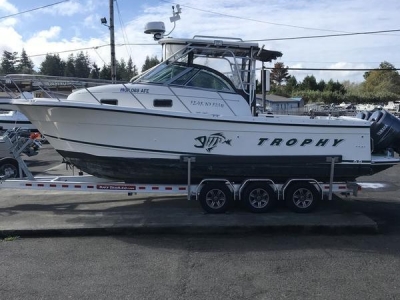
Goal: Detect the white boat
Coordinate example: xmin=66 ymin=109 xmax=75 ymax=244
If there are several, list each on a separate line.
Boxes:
xmin=0 ymin=77 xmax=112 ymax=132
xmin=3 ymin=35 xmax=400 ymax=184
xmin=0 ymin=92 xmax=34 ymax=131
xmin=383 ymin=101 xmax=400 ymax=112
xmin=356 ymin=103 xmax=379 ymax=112
xmin=0 ymin=109 xmax=35 ymax=131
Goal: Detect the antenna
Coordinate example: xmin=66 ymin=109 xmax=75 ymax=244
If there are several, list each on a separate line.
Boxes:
xmin=170 ymin=5 xmax=182 ymax=22
xmin=144 ymin=4 xmax=182 ymax=40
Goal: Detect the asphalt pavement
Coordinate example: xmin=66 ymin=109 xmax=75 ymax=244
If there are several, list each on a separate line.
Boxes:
xmin=1 ymin=144 xmax=400 ymax=237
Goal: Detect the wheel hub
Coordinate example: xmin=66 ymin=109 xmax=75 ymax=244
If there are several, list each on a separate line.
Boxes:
xmin=249 ymin=189 xmax=269 ymax=208
xmin=206 ymin=189 xmax=226 ymax=209
xmin=294 ymin=189 xmax=312 ymax=208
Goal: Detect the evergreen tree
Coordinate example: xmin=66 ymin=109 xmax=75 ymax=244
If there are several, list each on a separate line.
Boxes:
xmin=17 ymin=48 xmax=34 ymax=74
xmin=285 ymin=76 xmax=298 ymax=94
xmin=300 ymin=75 xmax=318 ymax=91
xmin=89 ymin=62 xmax=100 ymax=79
xmin=74 ymin=51 xmax=91 ymax=78
xmin=117 ymin=58 xmax=127 ymax=81
xmin=39 ymin=54 xmax=65 ymax=76
xmin=270 ymin=62 xmax=290 ymax=85
xmin=126 ymin=57 xmax=138 ymax=80
xmin=64 ymin=54 xmax=76 ymax=77
xmin=150 ymin=56 xmax=160 ymax=67
xmin=325 ymin=79 xmax=346 ymax=94
xmin=317 ymin=79 xmax=326 ymax=92
xmin=141 ymin=55 xmax=160 ymax=72
xmin=99 ymin=64 xmax=111 ymax=80
xmin=1 ymin=50 xmax=18 ymax=74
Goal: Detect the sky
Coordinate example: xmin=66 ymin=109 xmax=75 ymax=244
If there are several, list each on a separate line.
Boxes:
xmin=0 ymin=0 xmax=399 ymax=83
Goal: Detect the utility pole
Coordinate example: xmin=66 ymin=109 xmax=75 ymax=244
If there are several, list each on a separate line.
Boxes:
xmin=109 ymin=0 xmax=116 ymax=84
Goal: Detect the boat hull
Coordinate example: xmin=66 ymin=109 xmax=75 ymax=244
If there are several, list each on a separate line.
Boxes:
xmin=12 ymin=101 xmax=395 ymax=183
xmin=57 ymin=150 xmax=392 ymax=184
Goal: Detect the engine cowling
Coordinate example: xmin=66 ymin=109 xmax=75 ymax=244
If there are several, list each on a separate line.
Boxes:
xmin=357 ymin=110 xmax=400 ymax=154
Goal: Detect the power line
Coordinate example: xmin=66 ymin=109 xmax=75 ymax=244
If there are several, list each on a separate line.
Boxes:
xmin=0 ymin=0 xmax=71 ymax=20
xmin=245 ymin=29 xmax=400 ymax=42
xmin=23 ymin=41 xmax=397 ymax=70
xmin=26 ymin=44 xmax=109 ymax=58
xmin=115 ymin=0 xmax=133 ymax=59
xmin=160 ymin=0 xmax=400 ymax=37
xmin=265 ymin=67 xmax=400 ymax=71
xmin=5 ymin=1 xmax=398 ymax=62
xmin=25 ymin=43 xmax=157 ymax=59
xmin=92 ymin=48 xmax=107 ymax=65
xmin=160 ymin=0 xmax=347 ymax=33
xmin=284 ymin=61 xmax=400 ymax=64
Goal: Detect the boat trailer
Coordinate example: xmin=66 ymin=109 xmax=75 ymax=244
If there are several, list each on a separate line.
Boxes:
xmin=0 ymin=130 xmax=359 ymax=213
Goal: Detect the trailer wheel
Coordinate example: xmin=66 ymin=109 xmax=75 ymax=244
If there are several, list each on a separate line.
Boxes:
xmin=0 ymin=159 xmax=19 ymax=179
xmin=198 ymin=182 xmax=232 ymax=213
xmin=285 ymin=182 xmax=319 ymax=213
xmin=242 ymin=183 xmax=276 ymax=213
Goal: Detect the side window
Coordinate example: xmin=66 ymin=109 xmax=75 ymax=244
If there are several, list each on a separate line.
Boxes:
xmin=146 ymin=65 xmax=186 ymax=84
xmin=186 ymin=70 xmax=232 ymax=91
xmin=171 ymin=69 xmax=198 ymax=86
xmin=101 ymin=99 xmax=118 ymax=105
xmin=153 ymin=99 xmax=173 ymax=107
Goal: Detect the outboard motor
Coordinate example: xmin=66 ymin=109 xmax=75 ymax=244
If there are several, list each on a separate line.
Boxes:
xmin=362 ymin=110 xmax=400 ymax=154
xmin=356 ymin=111 xmax=372 ymax=120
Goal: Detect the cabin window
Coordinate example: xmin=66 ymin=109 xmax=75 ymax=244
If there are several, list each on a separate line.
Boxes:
xmin=132 ymin=58 xmax=236 ymax=92
xmin=171 ymin=69 xmax=199 ymax=86
xmin=153 ymin=99 xmax=173 ymax=107
xmin=186 ymin=70 xmax=233 ymax=92
xmin=100 ymin=99 xmax=118 ymax=105
xmin=144 ymin=65 xmax=187 ymax=84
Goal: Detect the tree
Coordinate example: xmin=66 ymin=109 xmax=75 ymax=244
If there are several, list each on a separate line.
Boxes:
xmin=1 ymin=50 xmax=18 ymax=74
xmin=285 ymin=76 xmax=298 ymax=94
xmin=40 ymin=54 xmax=65 ymax=76
xmin=17 ymin=48 xmax=34 ymax=74
xmin=300 ymin=75 xmax=318 ymax=91
xmin=64 ymin=54 xmax=76 ymax=77
xmin=270 ymin=62 xmax=290 ymax=85
xmin=324 ymin=79 xmax=346 ymax=94
xmin=364 ymin=61 xmax=396 ymax=80
xmin=363 ymin=61 xmax=400 ymax=94
xmin=317 ymin=79 xmax=326 ymax=92
xmin=89 ymin=62 xmax=100 ymax=79
xmin=141 ymin=55 xmax=160 ymax=72
xmin=126 ymin=56 xmax=138 ymax=80
xmin=74 ymin=51 xmax=91 ymax=78
xmin=117 ymin=58 xmax=127 ymax=81
xmin=99 ymin=64 xmax=111 ymax=80
xmin=342 ymin=80 xmax=362 ymax=94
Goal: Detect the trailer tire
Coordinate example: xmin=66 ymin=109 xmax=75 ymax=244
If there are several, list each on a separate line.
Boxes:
xmin=198 ymin=182 xmax=232 ymax=214
xmin=285 ymin=182 xmax=319 ymax=213
xmin=0 ymin=158 xmax=19 ymax=179
xmin=242 ymin=183 xmax=276 ymax=213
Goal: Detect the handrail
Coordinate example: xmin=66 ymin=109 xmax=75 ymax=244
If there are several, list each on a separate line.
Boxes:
xmin=1 ymin=74 xmax=113 ymax=103
xmin=192 ymin=35 xmax=244 ymax=42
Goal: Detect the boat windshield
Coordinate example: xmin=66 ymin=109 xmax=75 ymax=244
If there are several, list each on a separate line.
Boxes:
xmin=132 ymin=60 xmax=235 ymax=92
xmin=133 ymin=64 xmax=187 ymax=84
